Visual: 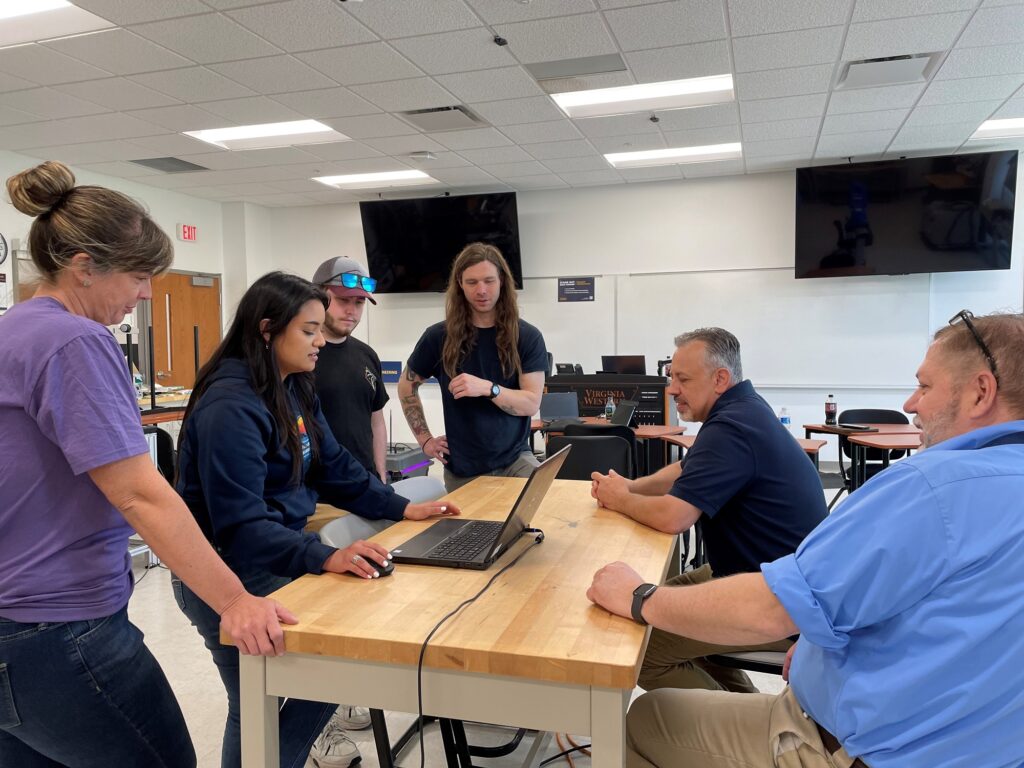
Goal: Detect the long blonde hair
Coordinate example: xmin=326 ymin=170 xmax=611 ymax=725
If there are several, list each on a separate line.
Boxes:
xmin=442 ymin=242 xmax=521 ymax=379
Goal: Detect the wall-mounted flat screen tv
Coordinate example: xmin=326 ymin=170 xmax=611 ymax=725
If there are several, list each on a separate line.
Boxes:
xmin=360 ymin=192 xmax=523 ymax=293
xmin=795 ymin=150 xmax=1016 ymax=279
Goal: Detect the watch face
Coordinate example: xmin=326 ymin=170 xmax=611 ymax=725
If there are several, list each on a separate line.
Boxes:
xmin=491 ymin=384 xmax=500 ymax=397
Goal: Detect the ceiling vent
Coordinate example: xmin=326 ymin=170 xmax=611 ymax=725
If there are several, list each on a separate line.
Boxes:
xmin=837 ymin=53 xmax=939 ymax=89
xmin=129 ymin=157 xmax=209 ymax=173
xmin=399 ymin=105 xmax=485 ymax=132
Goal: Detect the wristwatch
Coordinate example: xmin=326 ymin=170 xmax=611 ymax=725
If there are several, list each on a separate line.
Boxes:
xmin=489 ymin=383 xmax=500 ymax=399
xmin=631 ymin=583 xmax=658 ymax=625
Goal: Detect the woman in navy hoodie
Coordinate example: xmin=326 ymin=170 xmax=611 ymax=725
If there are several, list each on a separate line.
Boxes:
xmin=173 ymin=271 xmax=457 ymax=768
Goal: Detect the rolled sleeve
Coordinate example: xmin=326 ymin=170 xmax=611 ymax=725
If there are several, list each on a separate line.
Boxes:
xmin=763 ymin=555 xmax=848 ymax=650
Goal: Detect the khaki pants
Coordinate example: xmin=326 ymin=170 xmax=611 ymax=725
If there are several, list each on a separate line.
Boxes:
xmin=443 ymin=450 xmax=540 ymax=493
xmin=639 ymin=565 xmax=793 ymax=693
xmin=627 ymin=686 xmax=863 ymax=768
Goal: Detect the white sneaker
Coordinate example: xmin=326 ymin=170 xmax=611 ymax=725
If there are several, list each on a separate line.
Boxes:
xmin=334 ymin=705 xmax=371 ymax=731
xmin=309 ymin=719 xmax=361 ymax=768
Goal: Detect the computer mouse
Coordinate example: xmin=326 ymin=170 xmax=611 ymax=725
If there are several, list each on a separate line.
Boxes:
xmin=361 ymin=554 xmax=394 ymax=577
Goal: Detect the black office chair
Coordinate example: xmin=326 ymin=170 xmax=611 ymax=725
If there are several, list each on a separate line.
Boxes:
xmin=143 ymin=425 xmax=176 ymax=483
xmin=545 ymin=351 xmax=554 ymax=379
xmin=830 ymin=408 xmax=910 ymax=510
xmin=547 ymin=435 xmax=632 ymax=480
xmin=564 ymin=423 xmax=640 ymax=479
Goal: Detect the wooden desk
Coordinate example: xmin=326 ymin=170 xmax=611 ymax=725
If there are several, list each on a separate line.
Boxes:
xmin=140 ymin=407 xmax=186 ymax=426
xmin=848 ymin=432 xmax=922 ymax=490
xmin=662 ymin=433 xmax=827 ymax=468
xmin=238 ymin=477 xmax=675 ymax=768
xmin=803 ymin=422 xmax=921 ymax=438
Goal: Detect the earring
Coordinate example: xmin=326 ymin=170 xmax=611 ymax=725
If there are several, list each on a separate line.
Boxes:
xmin=82 ymin=280 xmax=92 ymax=287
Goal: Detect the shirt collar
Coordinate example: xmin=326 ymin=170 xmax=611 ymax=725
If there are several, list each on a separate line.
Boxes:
xmin=929 ymin=420 xmax=1024 ymax=451
xmin=707 ymin=379 xmax=754 ymax=419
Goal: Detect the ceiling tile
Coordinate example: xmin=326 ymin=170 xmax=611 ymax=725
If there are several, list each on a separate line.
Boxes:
xmin=360 ymin=135 xmax=448 ymax=155
xmin=198 ymin=96 xmax=306 ymax=124
xmin=543 ymin=155 xmax=612 ymax=172
xmin=993 ymin=97 xmax=1024 ymax=118
xmin=904 ymin=100 xmax=1001 ymax=126
xmin=619 ymin=165 xmax=683 ymax=182
xmin=663 ymin=124 xmax=742 ymax=146
xmin=604 ymin=1 xmax=727 ymax=51
xmin=958 ymin=5 xmax=1024 ymax=47
xmin=733 ymin=27 xmax=844 ymax=72
xmin=42 ymin=29 xmax=191 ymax=76
xmin=814 ymin=130 xmax=894 ymax=158
xmin=624 ymin=41 xmax=732 ymax=82
xmin=436 ymin=67 xmax=544 ymax=103
xmin=470 ymin=96 xmax=566 ymax=126
xmin=499 ymin=121 xmax=583 ymax=144
xmin=298 ymin=141 xmax=385 ymax=162
xmin=728 ymin=0 xmax=851 ymax=36
xmin=325 ymin=113 xmax=426 ymax=140
xmin=821 ymin=109 xmax=909 ymax=134
xmin=827 ymin=83 xmax=924 ymax=113
xmin=405 ymin=151 xmax=472 ymax=169
xmin=125 ymin=104 xmax=231 ymax=132
xmin=71 ymin=0 xmax=210 ymax=24
xmin=129 ymin=133 xmax=217 ymax=157
xmin=343 ymin=0 xmax=481 ymax=38
xmin=843 ymin=12 xmax=970 ymax=61
xmin=853 ymin=0 xmax=976 ymax=22
xmin=430 ymin=166 xmax=500 ymax=184
xmin=0 ymin=44 xmax=113 ymax=85
xmin=745 ymin=154 xmax=807 ymax=172
xmin=392 ymin=29 xmax=518 ymax=75
xmin=654 ymin=102 xmax=740 ymax=130
xmin=936 ymin=43 xmax=1024 ymax=79
xmin=0 ymin=112 xmax=164 ymax=150
xmin=0 ymin=72 xmax=38 ymax=93
xmin=919 ymin=74 xmax=1024 ymax=105
xmin=131 ymin=13 xmax=282 ymax=64
xmin=181 ymin=146 xmax=323 ymax=169
xmin=130 ymin=67 xmax=257 ymax=102
xmin=524 ymin=139 xmax=600 ymax=159
xmin=0 ymin=87 xmax=110 ymax=119
xmin=52 ymin=78 xmax=179 ymax=111
xmin=270 ymin=87 xmax=380 ymax=119
xmin=493 ymin=14 xmax=618 ymax=63
xmin=432 ymin=127 xmax=514 ymax=150
xmin=740 ymin=93 xmax=827 ymax=123
xmin=458 ymin=145 xmax=534 ymax=164
xmin=464 ymin=0 xmax=597 ymax=24
xmin=574 ymin=112 xmax=662 ymax=138
xmin=479 ymin=160 xmax=551 ymax=177
xmin=890 ymin=121 xmax=979 ymax=149
xmin=742 ymin=117 xmax=821 ymax=142
xmin=20 ymin=140 xmax=143 ymax=165
xmin=349 ymin=78 xmax=457 ymax=112
xmin=76 ymin=160 xmax=161 ymax=178
xmin=558 ymin=169 xmax=622 ymax=186
xmin=226 ymin=0 xmax=377 ymax=52
xmin=683 ymin=158 xmax=746 ymax=177
xmin=0 ymin=106 xmax=41 ymax=126
xmin=735 ymin=64 xmax=835 ymax=100
xmin=743 ymin=136 xmax=817 ymax=157
xmin=298 ymin=43 xmax=423 ymax=86
xmin=504 ymin=174 xmax=569 ymax=190
xmin=588 ymin=133 xmax=664 ymax=152
xmin=209 ymin=56 xmax=338 ymax=95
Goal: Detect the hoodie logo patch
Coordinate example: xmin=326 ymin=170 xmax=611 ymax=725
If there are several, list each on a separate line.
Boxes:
xmin=364 ymin=367 xmax=377 ymax=393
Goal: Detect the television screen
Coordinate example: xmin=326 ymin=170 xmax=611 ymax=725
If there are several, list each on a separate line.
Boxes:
xmin=601 ymin=355 xmax=646 ymax=375
xmin=795 ymin=150 xmax=1016 ymax=279
xmin=360 ymin=192 xmax=522 ymax=293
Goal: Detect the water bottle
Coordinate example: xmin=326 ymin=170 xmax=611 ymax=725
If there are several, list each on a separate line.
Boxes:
xmin=779 ymin=407 xmax=792 ymax=433
xmin=605 ymin=396 xmax=616 ymax=419
xmin=825 ymin=394 xmax=837 ymax=426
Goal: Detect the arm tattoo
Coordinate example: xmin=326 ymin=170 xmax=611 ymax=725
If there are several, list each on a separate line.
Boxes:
xmin=499 ymin=403 xmax=519 ymax=416
xmin=400 ymin=394 xmax=430 ymax=438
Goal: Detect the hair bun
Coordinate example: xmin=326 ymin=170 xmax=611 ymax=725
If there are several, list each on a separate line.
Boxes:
xmin=6 ymin=160 xmax=76 ymax=217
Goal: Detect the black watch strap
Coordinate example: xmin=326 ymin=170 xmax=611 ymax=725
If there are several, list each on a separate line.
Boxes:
xmin=631 ymin=583 xmax=658 ymax=625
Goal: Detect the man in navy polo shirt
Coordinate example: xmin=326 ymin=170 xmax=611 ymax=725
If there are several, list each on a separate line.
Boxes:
xmin=591 ymin=327 xmax=826 ymax=692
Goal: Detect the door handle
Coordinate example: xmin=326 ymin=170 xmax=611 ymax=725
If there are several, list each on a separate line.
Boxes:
xmin=156 ymin=371 xmax=170 ymax=378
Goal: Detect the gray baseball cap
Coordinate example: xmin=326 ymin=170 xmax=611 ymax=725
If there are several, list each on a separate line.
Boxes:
xmin=312 ymin=256 xmax=377 ymax=304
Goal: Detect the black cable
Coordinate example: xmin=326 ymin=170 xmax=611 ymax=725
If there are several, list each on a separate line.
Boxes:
xmin=134 ymin=561 xmax=168 ymax=585
xmin=416 ymin=529 xmax=545 ymax=768
xmin=538 ymin=742 xmax=592 ymax=766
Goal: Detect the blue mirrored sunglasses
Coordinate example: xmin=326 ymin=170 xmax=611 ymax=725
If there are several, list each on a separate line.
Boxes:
xmin=332 ymin=272 xmax=377 ymax=293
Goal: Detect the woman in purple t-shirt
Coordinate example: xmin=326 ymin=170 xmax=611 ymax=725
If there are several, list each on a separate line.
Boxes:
xmin=0 ymin=162 xmax=292 ymax=768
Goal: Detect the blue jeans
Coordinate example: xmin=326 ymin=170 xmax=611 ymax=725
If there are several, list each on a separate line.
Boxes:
xmin=0 ymin=605 xmax=195 ymax=768
xmin=172 ymin=570 xmax=335 ymax=768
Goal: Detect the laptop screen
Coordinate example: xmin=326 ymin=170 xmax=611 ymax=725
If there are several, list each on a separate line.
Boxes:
xmin=611 ymin=399 xmax=638 ymax=426
xmin=540 ymin=392 xmax=579 ymax=420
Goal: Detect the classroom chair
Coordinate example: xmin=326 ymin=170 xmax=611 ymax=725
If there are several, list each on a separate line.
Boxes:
xmin=830 ymin=409 xmax=910 ymax=510
xmin=563 ymin=423 xmax=639 ymax=478
xmin=547 ymin=435 xmax=632 ymax=481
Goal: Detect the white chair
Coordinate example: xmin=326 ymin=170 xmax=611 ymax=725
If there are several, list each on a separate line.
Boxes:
xmin=317 ymin=474 xmax=446 ymax=548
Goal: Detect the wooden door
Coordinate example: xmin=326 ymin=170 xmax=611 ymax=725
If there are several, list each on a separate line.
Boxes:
xmin=150 ymin=272 xmax=221 ymax=388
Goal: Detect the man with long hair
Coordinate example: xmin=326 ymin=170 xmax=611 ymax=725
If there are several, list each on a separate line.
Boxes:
xmin=399 ymin=242 xmax=547 ymax=492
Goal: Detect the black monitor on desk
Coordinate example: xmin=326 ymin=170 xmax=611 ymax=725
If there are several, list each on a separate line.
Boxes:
xmin=601 ymin=355 xmax=646 ymax=375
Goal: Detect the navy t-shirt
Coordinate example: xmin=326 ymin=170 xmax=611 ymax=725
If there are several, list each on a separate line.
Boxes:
xmin=407 ymin=320 xmax=547 ymax=478
xmin=669 ymin=380 xmax=827 ymax=577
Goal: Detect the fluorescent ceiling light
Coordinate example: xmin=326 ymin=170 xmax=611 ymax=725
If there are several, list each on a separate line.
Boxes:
xmin=605 ymin=142 xmax=743 ymax=169
xmin=0 ymin=1 xmax=69 ymax=20
xmin=552 ymin=75 xmax=733 ymax=119
xmin=184 ymin=120 xmax=347 ymax=151
xmin=969 ymin=118 xmax=1024 ymax=141
xmin=312 ymin=170 xmax=439 ymax=191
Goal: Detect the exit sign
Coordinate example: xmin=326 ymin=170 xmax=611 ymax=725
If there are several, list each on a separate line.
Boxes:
xmin=177 ymin=223 xmax=198 ymax=242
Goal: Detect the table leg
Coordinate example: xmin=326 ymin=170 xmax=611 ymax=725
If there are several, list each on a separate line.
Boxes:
xmin=589 ymin=687 xmax=629 ymax=768
xmin=239 ymin=654 xmax=279 ymax=768
xmin=850 ymin=444 xmax=863 ymax=492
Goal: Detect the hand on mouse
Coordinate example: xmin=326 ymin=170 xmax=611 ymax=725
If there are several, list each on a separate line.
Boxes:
xmin=324 ymin=540 xmax=392 ymax=579
xmin=403 ymin=501 xmax=461 ymax=520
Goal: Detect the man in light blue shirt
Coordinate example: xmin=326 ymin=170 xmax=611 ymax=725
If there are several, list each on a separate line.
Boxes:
xmin=587 ymin=311 xmax=1024 ymax=768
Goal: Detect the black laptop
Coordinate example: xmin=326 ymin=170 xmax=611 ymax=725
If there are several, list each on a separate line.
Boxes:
xmin=610 ymin=399 xmax=638 ymax=427
xmin=391 ymin=446 xmax=571 ymax=570
xmin=540 ymin=392 xmax=583 ymax=430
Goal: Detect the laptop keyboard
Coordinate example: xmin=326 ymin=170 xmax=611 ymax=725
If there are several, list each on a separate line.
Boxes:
xmin=429 ymin=520 xmax=504 ymax=560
